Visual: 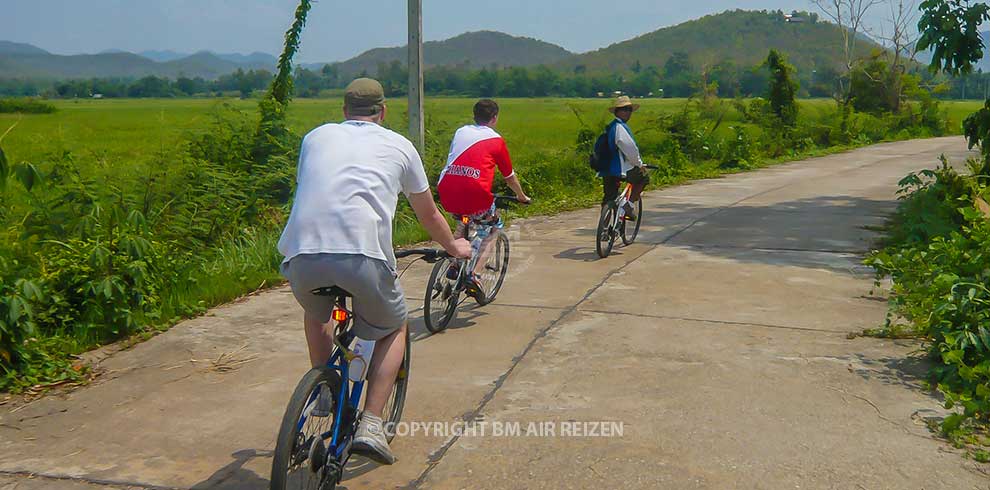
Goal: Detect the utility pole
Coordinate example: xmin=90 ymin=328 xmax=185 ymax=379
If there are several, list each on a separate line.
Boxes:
xmin=408 ymin=0 xmax=425 ymax=150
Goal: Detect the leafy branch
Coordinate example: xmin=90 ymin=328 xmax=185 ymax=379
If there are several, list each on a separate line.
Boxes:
xmin=254 ymin=0 xmax=313 ymax=164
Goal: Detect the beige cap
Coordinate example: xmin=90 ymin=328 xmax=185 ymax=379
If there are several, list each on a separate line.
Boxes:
xmin=345 ymin=78 xmax=386 ymax=116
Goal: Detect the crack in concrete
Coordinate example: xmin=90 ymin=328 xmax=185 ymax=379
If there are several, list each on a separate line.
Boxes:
xmin=677 ymin=244 xmax=866 ymax=255
xmin=0 ymin=470 xmax=187 ymax=490
xmin=481 ymin=302 xmax=568 ymax=311
xmin=576 ymin=308 xmax=852 ymax=334
xmin=824 ymin=385 xmax=934 ymax=442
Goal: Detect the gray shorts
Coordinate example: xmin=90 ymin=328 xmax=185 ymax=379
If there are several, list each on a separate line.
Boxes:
xmin=281 ymin=253 xmax=407 ymax=340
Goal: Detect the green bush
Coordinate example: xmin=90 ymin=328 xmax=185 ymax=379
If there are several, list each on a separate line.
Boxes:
xmin=867 ymin=158 xmax=990 ymax=442
xmin=766 ymin=50 xmax=799 ymax=127
xmin=0 ymin=98 xmax=56 ymax=114
xmin=0 ymin=102 xmax=296 ymax=391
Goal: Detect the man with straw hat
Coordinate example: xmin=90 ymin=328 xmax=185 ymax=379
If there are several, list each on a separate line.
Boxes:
xmin=600 ymin=95 xmax=650 ymax=220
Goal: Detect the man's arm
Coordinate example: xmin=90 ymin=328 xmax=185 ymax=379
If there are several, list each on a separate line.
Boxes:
xmin=615 ymin=124 xmax=644 ymax=167
xmin=407 ymin=190 xmax=472 ymax=258
xmin=496 ymin=139 xmax=530 ymax=202
xmin=504 ymin=174 xmax=530 ymax=203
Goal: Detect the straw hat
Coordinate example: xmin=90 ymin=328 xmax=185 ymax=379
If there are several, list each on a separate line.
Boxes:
xmin=608 ymin=95 xmax=640 ymax=113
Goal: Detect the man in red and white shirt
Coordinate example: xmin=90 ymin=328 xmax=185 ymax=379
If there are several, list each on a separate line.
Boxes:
xmin=438 ymin=99 xmax=529 ymax=216
xmin=438 ymin=99 xmax=530 ymax=297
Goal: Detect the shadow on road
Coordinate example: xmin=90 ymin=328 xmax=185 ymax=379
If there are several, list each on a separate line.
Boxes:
xmin=553 ymin=247 xmax=624 ymax=262
xmin=848 ymin=351 xmax=934 ymax=392
xmin=409 ymin=303 xmax=490 ymax=342
xmin=192 ymin=449 xmax=270 ymax=490
xmin=513 ymin=195 xmax=897 ymax=274
xmin=189 ymin=448 xmax=387 ymax=490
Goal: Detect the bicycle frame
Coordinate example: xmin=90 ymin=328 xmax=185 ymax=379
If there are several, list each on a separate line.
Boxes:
xmin=453 ymin=214 xmax=503 ymax=287
xmin=295 ymin=297 xmax=363 ymax=462
xmin=606 ymin=183 xmax=635 ymax=231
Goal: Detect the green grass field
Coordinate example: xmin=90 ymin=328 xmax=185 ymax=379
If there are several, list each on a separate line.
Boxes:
xmin=1 ymin=97 xmax=978 ymax=181
xmin=0 ymin=97 xmax=688 ymax=175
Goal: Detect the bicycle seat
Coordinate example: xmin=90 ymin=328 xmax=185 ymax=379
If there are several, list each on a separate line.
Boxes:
xmin=310 ymin=285 xmax=352 ymax=297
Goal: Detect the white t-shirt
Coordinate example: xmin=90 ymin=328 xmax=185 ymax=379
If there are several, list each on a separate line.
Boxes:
xmin=614 ymin=121 xmax=644 ymax=174
xmin=277 ymin=120 xmax=430 ymax=269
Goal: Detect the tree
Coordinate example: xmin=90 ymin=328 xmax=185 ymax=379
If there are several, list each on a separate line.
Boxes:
xmin=176 ymin=76 xmax=207 ymax=96
xmin=236 ymin=69 xmax=256 ymax=98
xmin=376 ymin=60 xmax=408 ymax=96
xmin=628 ymin=66 xmax=662 ymax=97
xmin=766 ymin=50 xmax=799 ymax=126
xmin=740 ymin=66 xmax=771 ymax=97
xmin=470 ymin=69 xmax=498 ymax=97
xmin=663 ymin=52 xmax=695 ymax=97
xmin=812 ymin=0 xmax=884 ymax=99
xmin=709 ymin=61 xmax=741 ymax=97
xmin=917 ymin=0 xmax=990 ymax=174
xmin=807 ymin=66 xmax=842 ymax=97
xmin=917 ymin=0 xmax=990 ymax=76
xmin=664 ymin=52 xmax=692 ymax=79
xmin=293 ymin=67 xmax=324 ymax=97
xmin=501 ymin=67 xmax=533 ymax=97
xmin=874 ymin=0 xmax=920 ymax=111
xmin=128 ymin=76 xmax=174 ymax=98
xmin=321 ymin=63 xmax=340 ymax=88
xmin=531 ymin=66 xmax=560 ymax=97
xmin=850 ymin=55 xmax=896 ymax=112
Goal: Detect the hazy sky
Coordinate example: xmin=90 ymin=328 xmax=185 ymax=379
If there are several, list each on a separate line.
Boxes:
xmin=6 ymin=1 xmax=832 ymax=62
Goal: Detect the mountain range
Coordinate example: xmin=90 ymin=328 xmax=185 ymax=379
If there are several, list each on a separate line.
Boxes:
xmin=312 ymin=30 xmax=574 ymax=77
xmin=2 ymin=10 xmax=975 ymax=82
xmin=0 ymin=42 xmax=277 ymax=80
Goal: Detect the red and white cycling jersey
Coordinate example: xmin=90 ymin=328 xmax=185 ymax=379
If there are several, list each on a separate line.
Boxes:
xmin=437 ymin=125 xmax=514 ymax=215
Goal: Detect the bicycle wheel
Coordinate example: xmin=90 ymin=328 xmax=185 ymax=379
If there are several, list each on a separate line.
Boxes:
xmin=423 ymin=259 xmax=459 ymax=333
xmin=596 ymin=204 xmax=617 ymax=258
xmin=380 ymin=330 xmax=411 ymax=442
xmin=476 ymin=232 xmax=510 ymax=306
xmin=621 ymin=199 xmax=643 ymax=245
xmin=271 ymin=367 xmax=343 ymax=490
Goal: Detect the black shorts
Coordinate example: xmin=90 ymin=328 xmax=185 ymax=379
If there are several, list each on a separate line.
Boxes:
xmin=602 ymin=166 xmax=650 ymax=204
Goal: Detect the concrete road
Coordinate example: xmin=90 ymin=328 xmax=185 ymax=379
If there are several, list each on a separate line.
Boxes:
xmin=2 ymin=137 xmax=987 ymax=490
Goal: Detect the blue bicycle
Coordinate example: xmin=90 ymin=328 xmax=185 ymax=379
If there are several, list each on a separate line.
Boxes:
xmin=270 ymin=249 xmax=447 ymax=490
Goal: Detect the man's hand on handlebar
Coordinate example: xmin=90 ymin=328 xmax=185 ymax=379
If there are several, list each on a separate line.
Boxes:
xmin=446 ymin=238 xmax=472 ymax=259
xmin=515 ymin=193 xmax=532 ymax=204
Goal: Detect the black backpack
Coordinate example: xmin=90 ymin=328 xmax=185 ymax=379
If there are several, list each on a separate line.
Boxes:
xmin=589 ymin=129 xmax=612 ymax=172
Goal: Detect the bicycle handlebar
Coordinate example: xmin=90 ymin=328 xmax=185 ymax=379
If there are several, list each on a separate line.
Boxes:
xmin=642 ymin=164 xmax=660 ymax=170
xmin=493 ymin=195 xmax=532 ymax=208
xmin=395 ymin=248 xmax=449 ymax=263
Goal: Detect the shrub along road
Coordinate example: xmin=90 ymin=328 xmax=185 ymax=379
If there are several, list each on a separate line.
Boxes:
xmin=0 ymin=137 xmax=986 ymax=489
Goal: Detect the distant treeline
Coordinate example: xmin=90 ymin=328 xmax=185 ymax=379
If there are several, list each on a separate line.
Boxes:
xmin=290 ymin=55 xmax=834 ymax=99
xmin=0 ymin=51 xmax=978 ymax=100
xmin=0 ymin=68 xmax=275 ymax=99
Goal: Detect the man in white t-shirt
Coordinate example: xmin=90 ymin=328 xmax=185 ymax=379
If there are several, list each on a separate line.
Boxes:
xmin=278 ymin=78 xmax=471 ymax=464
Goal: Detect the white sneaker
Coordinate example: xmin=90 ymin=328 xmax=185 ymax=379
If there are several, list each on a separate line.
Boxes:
xmin=351 ymin=413 xmax=396 ymax=465
xmin=311 ymin=388 xmax=333 ymax=418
